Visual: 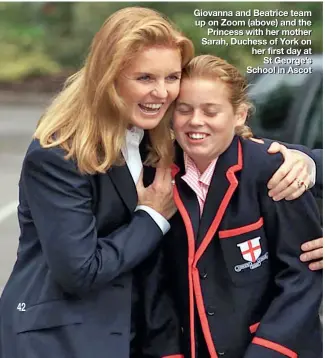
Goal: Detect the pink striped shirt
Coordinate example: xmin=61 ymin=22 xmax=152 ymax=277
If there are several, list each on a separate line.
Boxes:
xmin=181 ymin=153 xmax=218 ymax=216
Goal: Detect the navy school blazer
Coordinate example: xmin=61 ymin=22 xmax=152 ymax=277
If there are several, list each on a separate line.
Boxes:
xmin=311 ymin=149 xmax=323 ymax=198
xmin=0 ymin=137 xmax=183 ymax=358
xmin=165 ymin=136 xmax=322 ymax=358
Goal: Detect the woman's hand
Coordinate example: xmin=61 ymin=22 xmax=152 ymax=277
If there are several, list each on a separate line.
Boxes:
xmin=250 ymin=139 xmax=315 ymax=201
xmin=300 ymin=237 xmax=323 ymax=271
xmin=267 ymin=142 xmax=314 ymax=201
xmin=136 ymin=166 xmax=177 ymax=220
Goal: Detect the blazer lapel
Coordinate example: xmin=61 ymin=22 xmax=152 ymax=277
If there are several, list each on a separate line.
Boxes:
xmin=175 ymin=176 xmax=201 ymax=240
xmin=109 ymin=131 xmax=152 ymax=214
xmin=109 ymin=164 xmax=137 ymax=215
xmin=140 ymin=131 xmax=156 ymax=187
xmin=173 ymin=143 xmax=200 ymax=240
xmin=195 ymin=137 xmax=243 ymax=263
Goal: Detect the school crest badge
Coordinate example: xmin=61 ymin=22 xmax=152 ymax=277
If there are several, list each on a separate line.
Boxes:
xmin=237 ymin=237 xmax=261 ymax=263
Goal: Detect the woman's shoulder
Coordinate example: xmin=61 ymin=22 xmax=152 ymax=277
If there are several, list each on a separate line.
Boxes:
xmin=24 ymin=138 xmax=79 ymax=174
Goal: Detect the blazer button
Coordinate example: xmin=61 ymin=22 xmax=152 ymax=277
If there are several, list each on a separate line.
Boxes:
xmin=217 ymin=351 xmax=226 ymax=356
xmin=207 ymin=307 xmax=215 ymax=316
xmin=200 ymin=270 xmax=208 ymax=279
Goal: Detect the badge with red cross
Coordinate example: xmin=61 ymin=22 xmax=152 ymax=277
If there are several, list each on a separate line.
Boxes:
xmin=237 ymin=237 xmax=261 ymax=263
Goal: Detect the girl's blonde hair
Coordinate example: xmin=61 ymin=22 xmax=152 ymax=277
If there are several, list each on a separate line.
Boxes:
xmin=181 ymin=55 xmax=254 ymax=139
xmin=34 ymin=7 xmax=194 ymax=173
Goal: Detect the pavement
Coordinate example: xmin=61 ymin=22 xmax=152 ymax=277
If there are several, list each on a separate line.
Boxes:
xmin=0 ymin=91 xmax=52 ymax=293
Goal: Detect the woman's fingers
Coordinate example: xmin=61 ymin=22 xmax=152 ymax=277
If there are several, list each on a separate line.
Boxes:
xmin=300 ymin=237 xmax=323 ymax=271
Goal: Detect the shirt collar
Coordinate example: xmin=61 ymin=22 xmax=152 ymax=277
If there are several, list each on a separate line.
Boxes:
xmin=183 ymin=152 xmax=217 ymax=186
xmin=125 ymin=126 xmax=144 ymax=147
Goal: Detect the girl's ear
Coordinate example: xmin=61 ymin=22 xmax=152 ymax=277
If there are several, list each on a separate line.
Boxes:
xmin=235 ymin=103 xmax=248 ymax=126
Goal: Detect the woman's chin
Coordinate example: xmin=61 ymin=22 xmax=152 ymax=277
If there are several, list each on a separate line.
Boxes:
xmin=129 ymin=115 xmax=164 ymax=130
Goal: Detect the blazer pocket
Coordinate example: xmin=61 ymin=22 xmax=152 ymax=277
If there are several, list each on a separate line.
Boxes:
xmin=15 ymin=300 xmax=83 ymax=333
xmin=218 ymin=218 xmax=269 ymax=286
xmin=219 ymin=218 xmax=264 ymax=239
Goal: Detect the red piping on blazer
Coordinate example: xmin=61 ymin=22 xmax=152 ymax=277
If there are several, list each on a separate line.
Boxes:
xmin=249 ymin=322 xmax=260 ymax=334
xmin=194 ymin=141 xmax=243 ymax=265
xmin=252 ymin=337 xmax=297 ymax=358
xmin=172 ymin=164 xmax=196 ymax=358
xmin=219 ymin=217 xmax=264 ymax=239
xmin=173 ymin=186 xmax=196 ymax=358
xmin=172 ymin=140 xmax=243 ymax=358
xmin=192 ymin=269 xmax=218 ymax=357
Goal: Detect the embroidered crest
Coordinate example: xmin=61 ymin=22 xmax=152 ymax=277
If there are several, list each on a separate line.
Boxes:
xmin=237 ymin=237 xmax=261 ymax=263
xmin=234 ymin=236 xmax=268 ymax=272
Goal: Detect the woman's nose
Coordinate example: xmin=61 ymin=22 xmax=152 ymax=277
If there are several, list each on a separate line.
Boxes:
xmin=151 ymin=83 xmax=168 ymax=99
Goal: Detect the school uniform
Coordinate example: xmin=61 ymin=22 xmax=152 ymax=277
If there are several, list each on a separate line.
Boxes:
xmin=165 ymin=136 xmax=322 ymax=358
xmin=0 ymin=130 xmax=183 ymax=358
xmin=311 ymin=149 xmax=323 ymax=198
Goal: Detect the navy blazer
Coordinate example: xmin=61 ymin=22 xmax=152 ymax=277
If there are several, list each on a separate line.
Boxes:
xmin=0 ymin=138 xmax=182 ymax=358
xmin=165 ymin=136 xmax=322 ymax=358
xmin=312 ymin=149 xmax=323 ymax=198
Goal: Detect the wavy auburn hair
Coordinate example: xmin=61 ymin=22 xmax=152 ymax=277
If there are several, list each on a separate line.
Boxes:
xmin=34 ymin=7 xmax=194 ymax=174
xmin=181 ymin=55 xmax=254 ymax=139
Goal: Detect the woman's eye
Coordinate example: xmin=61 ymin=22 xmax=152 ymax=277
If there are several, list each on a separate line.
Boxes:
xmin=137 ymin=75 xmax=151 ymax=82
xmin=167 ymin=75 xmax=181 ymax=81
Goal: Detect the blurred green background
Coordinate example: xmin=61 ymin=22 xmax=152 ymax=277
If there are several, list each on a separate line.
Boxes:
xmin=0 ymin=2 xmax=322 ymax=87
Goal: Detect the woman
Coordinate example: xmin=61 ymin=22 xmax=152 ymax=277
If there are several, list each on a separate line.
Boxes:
xmin=0 ymin=7 xmax=320 ymax=358
xmin=0 ymin=7 xmax=194 ymax=358
xmin=166 ymin=55 xmax=322 ymax=358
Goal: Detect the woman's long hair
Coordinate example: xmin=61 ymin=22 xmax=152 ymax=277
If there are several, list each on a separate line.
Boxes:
xmin=34 ymin=7 xmax=194 ymax=173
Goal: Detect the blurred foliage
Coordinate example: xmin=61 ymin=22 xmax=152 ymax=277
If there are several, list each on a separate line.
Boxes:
xmin=0 ymin=2 xmax=322 ymax=82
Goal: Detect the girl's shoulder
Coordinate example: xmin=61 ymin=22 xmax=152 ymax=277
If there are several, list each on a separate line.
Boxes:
xmin=240 ymin=138 xmax=284 ymax=184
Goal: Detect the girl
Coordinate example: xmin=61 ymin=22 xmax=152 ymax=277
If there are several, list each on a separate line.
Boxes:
xmin=167 ymin=55 xmax=322 ymax=358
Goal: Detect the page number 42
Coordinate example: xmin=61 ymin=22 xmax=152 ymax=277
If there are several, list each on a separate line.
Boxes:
xmin=17 ymin=303 xmax=26 ymax=311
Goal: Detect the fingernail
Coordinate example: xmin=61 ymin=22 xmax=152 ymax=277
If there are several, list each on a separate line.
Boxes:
xmin=300 ymin=254 xmax=306 ymax=261
xmin=301 ymin=244 xmax=308 ymax=251
xmin=273 ymin=196 xmax=280 ymax=201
